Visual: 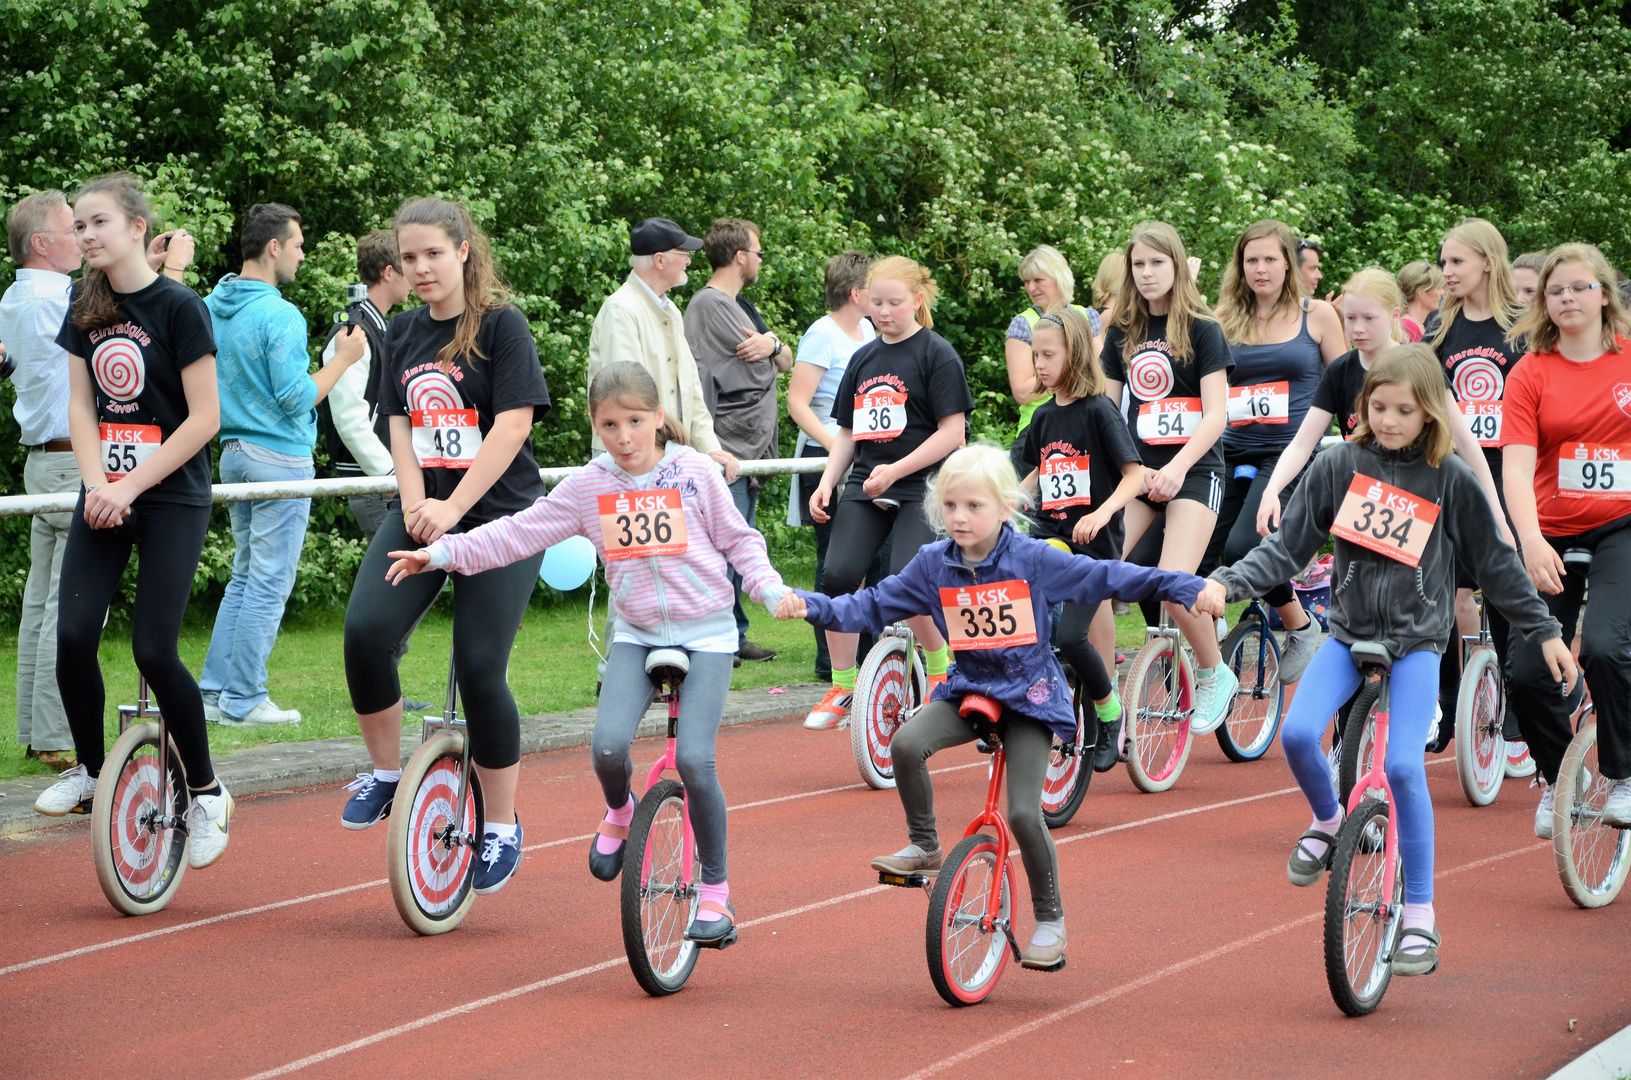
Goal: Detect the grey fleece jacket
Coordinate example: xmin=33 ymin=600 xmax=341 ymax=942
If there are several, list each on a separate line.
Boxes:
xmin=1212 ymin=439 xmax=1560 ymax=659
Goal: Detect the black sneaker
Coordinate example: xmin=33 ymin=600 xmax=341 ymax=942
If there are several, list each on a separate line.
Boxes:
xmin=340 ymin=773 xmax=398 ymax=831
xmin=1092 ymin=708 xmax=1124 ymax=773
xmin=737 ymin=640 xmax=777 ymax=662
xmin=403 ymin=698 xmax=435 ymax=713
xmin=473 ymin=817 xmax=524 ymax=894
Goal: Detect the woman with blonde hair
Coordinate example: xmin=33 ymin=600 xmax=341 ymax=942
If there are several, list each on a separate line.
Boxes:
xmin=1100 ymin=221 xmax=1239 ymax=734
xmin=1003 ymin=245 xmax=1103 ymax=462
xmin=1397 ymin=260 xmax=1447 ymax=343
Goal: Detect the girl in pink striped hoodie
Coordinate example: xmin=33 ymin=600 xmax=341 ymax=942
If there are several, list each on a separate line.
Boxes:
xmin=387 ymin=361 xmax=789 ymax=944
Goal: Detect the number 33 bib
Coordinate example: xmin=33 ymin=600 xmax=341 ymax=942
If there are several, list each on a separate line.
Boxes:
xmin=1330 ymin=474 xmax=1440 ymax=567
xmin=939 ymin=580 xmax=1038 ymax=650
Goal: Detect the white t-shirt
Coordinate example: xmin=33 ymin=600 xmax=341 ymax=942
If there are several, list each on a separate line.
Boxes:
xmin=796 ymin=314 xmax=876 ymax=429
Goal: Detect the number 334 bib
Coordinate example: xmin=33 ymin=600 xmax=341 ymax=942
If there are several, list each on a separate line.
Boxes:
xmin=1330 ymin=474 xmax=1440 ymax=567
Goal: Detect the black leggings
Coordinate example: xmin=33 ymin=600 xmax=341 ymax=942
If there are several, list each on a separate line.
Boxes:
xmin=1055 ymin=601 xmax=1114 ymax=702
xmin=820 ymin=498 xmax=937 ymax=596
xmin=1508 ymin=515 xmax=1631 ymax=784
xmin=56 ymin=497 xmax=214 ymax=785
xmin=1200 ymin=444 xmax=1301 ymax=609
xmin=343 ymin=512 xmax=544 ymax=770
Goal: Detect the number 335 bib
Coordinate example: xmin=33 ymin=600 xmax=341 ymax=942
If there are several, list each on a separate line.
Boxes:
xmin=1330 ymin=474 xmax=1440 ymax=567
xmin=939 ymin=580 xmax=1038 ymax=650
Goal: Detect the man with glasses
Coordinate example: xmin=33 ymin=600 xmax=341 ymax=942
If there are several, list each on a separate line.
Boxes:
xmin=587 ymin=217 xmax=735 ymax=475
xmin=0 ymin=191 xmax=85 ymax=770
xmin=1297 ymin=239 xmax=1325 ymax=297
xmin=685 ymin=218 xmax=794 ymax=664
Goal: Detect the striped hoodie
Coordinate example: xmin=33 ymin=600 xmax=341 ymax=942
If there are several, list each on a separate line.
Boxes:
xmin=426 ymin=442 xmax=788 ymax=647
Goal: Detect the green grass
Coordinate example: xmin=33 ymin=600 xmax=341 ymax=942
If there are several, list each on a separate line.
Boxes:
xmin=0 ymin=557 xmax=1244 ymax=784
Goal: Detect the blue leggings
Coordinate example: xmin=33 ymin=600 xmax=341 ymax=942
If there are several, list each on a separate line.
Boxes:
xmin=1280 ymin=639 xmax=1440 ymax=903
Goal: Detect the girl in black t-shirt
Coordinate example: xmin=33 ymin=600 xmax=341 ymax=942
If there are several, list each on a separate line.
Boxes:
xmin=802 ymin=257 xmax=972 ymax=731
xmin=35 ymin=173 xmax=235 ymax=867
xmin=1098 ymin=222 xmax=1237 ymax=736
xmin=1017 ymin=306 xmax=1144 ymax=769
xmin=340 ymin=198 xmax=552 ymax=897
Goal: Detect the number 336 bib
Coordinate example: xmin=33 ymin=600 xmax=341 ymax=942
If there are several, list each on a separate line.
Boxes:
xmin=1330 ymin=474 xmax=1440 ymax=567
xmin=598 ymin=489 xmax=690 ymax=560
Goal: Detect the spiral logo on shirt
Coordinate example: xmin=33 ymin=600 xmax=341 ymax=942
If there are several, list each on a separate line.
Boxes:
xmin=1128 ymin=349 xmax=1174 ymax=401
xmin=1452 ymin=357 xmax=1504 ymax=402
xmin=91 ymin=337 xmax=146 ymax=402
xmin=406 ymin=370 xmax=465 ymax=412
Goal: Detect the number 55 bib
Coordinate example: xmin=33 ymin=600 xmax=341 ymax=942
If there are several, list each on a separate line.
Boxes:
xmin=1330 ymin=473 xmax=1440 ymax=567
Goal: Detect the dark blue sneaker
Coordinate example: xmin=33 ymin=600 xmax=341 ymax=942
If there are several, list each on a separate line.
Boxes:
xmin=340 ymin=773 xmax=398 ymax=831
xmin=473 ymin=817 xmax=524 ymax=894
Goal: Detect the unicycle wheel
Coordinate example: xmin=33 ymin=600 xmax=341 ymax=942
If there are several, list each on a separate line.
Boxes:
xmin=1338 ymin=680 xmax=1383 ymax=809
xmin=1553 ymin=717 xmax=1631 ymax=909
xmin=1216 ymin=616 xmax=1284 ymax=762
xmin=926 ymin=832 xmax=1016 ymax=1006
xmin=1454 ymin=648 xmax=1505 ymax=807
xmin=1324 ymin=797 xmax=1402 ymax=1016
xmin=851 ymin=635 xmax=924 ymax=790
xmin=387 ymin=730 xmax=483 ymax=936
xmin=1041 ymin=686 xmax=1091 ymax=828
xmin=92 ymin=722 xmax=191 ymax=916
xmin=622 ymin=778 xmax=700 ymax=996
xmin=1123 ymin=638 xmax=1194 ymax=793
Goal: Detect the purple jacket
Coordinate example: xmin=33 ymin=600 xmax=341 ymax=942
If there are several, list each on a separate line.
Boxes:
xmin=799 ymin=525 xmax=1204 ymax=739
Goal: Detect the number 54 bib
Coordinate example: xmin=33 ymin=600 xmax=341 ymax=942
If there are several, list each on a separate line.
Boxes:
xmin=939 ymin=580 xmax=1038 ymax=651
xmin=1330 ymin=473 xmax=1440 ymax=567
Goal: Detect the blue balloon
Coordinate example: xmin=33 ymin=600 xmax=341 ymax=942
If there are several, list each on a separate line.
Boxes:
xmin=540 ymin=534 xmax=597 ymax=591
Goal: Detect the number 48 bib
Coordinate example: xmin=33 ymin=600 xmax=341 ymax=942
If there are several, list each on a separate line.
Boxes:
xmin=1330 ymin=473 xmax=1440 ymax=567
xmin=411 ymin=409 xmax=483 ymax=469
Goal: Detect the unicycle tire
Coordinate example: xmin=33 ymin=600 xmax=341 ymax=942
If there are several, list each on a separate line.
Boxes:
xmin=92 ymin=721 xmax=191 ymax=916
xmin=926 ymin=832 xmax=1016 ymax=1006
xmin=851 ymin=635 xmax=925 ymax=790
xmin=622 ymin=778 xmax=701 ymax=996
xmin=1123 ymin=638 xmax=1194 ymax=793
xmin=387 ymin=730 xmax=484 ymax=936
xmin=1454 ymin=648 xmax=1505 ymax=807
xmin=1041 ymin=686 xmax=1092 ymax=829
xmin=1338 ymin=679 xmax=1383 ymax=809
xmin=1324 ymin=797 xmax=1402 ymax=1016
xmin=1553 ymin=716 xmax=1631 ymax=909
xmin=1216 ymin=615 xmax=1285 ymax=763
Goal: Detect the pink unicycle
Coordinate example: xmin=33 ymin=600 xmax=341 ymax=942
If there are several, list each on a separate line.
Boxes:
xmin=622 ymin=648 xmax=735 ymax=996
xmin=1323 ymin=642 xmax=1405 ymax=1016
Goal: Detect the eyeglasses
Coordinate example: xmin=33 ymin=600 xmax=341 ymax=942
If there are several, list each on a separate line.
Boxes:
xmin=745 ymin=250 xmax=764 ymax=259
xmin=1545 ymin=282 xmax=1603 ymax=298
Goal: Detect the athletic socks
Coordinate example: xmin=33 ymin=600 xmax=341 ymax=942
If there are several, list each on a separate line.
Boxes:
xmin=1299 ymin=810 xmax=1344 ymax=861
xmin=487 ymin=821 xmax=519 ymax=841
xmin=1094 ymin=691 xmax=1122 ymax=723
xmin=192 ymin=782 xmax=223 ymax=799
xmin=373 ymin=768 xmax=402 ymax=784
xmin=924 ymin=645 xmax=951 ymax=679
xmin=1400 ymin=902 xmax=1435 ymax=955
xmin=695 ymin=880 xmax=730 ymax=922
xmin=596 ymin=795 xmax=636 ymax=855
xmin=833 ymin=666 xmax=858 ymax=692
xmin=1030 ymin=919 xmax=1065 ymax=948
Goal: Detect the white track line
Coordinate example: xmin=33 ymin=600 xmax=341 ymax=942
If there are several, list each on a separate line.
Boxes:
xmin=898 ymin=840 xmax=1547 ymax=1080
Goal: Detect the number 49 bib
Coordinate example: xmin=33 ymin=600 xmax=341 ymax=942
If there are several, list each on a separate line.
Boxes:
xmin=411 ymin=409 xmax=483 ymax=469
xmin=1330 ymin=473 xmax=1440 ymax=567
xmin=939 ymin=580 xmax=1038 ymax=651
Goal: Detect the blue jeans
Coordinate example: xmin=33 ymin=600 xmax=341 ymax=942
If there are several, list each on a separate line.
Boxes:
xmin=1279 ymin=638 xmax=1440 ymax=902
xmin=200 ymin=440 xmax=315 ymax=716
xmin=727 ymin=476 xmax=758 ymax=643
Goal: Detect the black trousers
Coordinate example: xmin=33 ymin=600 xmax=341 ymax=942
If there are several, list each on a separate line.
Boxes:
xmin=1200 ymin=443 xmax=1302 ymax=609
xmin=820 ymin=497 xmax=937 ymax=596
xmin=57 ymin=497 xmax=214 ymax=785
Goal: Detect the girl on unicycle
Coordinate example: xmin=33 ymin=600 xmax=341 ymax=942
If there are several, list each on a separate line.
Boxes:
xmin=801 ymin=256 xmax=971 ymax=731
xmin=339 ymin=197 xmax=553 ymax=898
xmin=386 ymin=361 xmax=789 ymax=944
xmin=1195 ymin=345 xmax=1575 ymax=976
xmin=777 ymin=445 xmax=1205 ymax=970
xmin=1015 ymin=305 xmax=1146 ymax=771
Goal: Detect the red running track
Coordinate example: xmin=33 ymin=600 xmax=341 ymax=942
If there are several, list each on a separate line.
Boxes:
xmin=2 ymin=714 xmax=1628 ymax=1080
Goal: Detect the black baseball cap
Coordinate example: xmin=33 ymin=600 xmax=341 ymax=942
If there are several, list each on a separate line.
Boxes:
xmin=630 ymin=217 xmax=703 ymax=256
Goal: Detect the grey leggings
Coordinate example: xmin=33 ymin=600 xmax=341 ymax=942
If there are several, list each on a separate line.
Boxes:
xmin=593 ymin=643 xmax=734 ymax=885
xmin=893 ymin=700 xmax=1062 ymax=922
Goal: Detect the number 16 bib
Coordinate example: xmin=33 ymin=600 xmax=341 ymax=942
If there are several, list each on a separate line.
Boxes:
xmin=1330 ymin=473 xmax=1440 ymax=567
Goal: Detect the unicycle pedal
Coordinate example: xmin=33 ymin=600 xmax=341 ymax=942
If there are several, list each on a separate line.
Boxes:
xmin=1021 ymin=955 xmax=1067 ymax=973
xmin=878 ymin=870 xmax=934 ymax=889
xmin=689 ymin=926 xmax=739 ymax=950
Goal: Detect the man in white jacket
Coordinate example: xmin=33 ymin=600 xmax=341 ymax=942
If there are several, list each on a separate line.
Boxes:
xmin=587 ymin=217 xmax=738 ymax=480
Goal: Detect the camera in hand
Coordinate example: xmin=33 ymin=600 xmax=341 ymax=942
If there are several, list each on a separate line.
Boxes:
xmin=0 ymin=342 xmax=12 ymax=381
xmin=332 ymin=282 xmax=369 ymax=325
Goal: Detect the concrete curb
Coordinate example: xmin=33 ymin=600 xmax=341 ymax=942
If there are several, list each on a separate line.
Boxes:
xmin=0 ymin=682 xmax=828 ymax=840
xmin=1548 ymin=1024 xmax=1631 ymax=1080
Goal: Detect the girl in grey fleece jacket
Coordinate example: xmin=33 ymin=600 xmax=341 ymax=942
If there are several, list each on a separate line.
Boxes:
xmin=1195 ymin=345 xmax=1576 ymax=974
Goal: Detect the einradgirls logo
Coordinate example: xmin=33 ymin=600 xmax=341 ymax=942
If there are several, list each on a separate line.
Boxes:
xmin=1449 ymin=348 xmax=1507 ymax=401
xmin=90 ymin=337 xmax=146 ymax=403
xmin=1128 ymin=347 xmax=1174 ymax=400
xmin=857 ymin=372 xmax=908 ymax=395
xmin=406 ymin=368 xmax=467 ymax=412
xmin=1039 ymin=439 xmax=1081 ymax=459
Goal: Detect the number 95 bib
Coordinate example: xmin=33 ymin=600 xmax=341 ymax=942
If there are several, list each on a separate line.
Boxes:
xmin=1330 ymin=474 xmax=1440 ymax=568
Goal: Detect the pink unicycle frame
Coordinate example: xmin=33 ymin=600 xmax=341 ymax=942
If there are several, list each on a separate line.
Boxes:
xmin=641 ymin=671 xmax=696 ymax=887
xmin=1345 ymin=664 xmax=1399 ymax=902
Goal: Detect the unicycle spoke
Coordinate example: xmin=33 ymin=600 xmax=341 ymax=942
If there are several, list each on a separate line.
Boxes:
xmin=388 ymin=731 xmax=483 ymax=936
xmin=623 ymin=780 xmax=700 ymax=995
xmin=927 ymin=834 xmax=1013 ymax=1006
xmin=93 ymin=724 xmax=191 ymax=915
xmin=1555 ymin=721 xmax=1631 ymax=908
xmin=1325 ymin=799 xmax=1400 ymax=1015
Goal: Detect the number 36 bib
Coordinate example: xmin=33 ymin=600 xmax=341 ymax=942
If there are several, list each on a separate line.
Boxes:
xmin=853 ymin=389 xmax=907 ymax=442
xmin=939 ymin=580 xmax=1038 ymax=651
xmin=1330 ymin=473 xmax=1440 ymax=567
xmin=598 ymin=489 xmax=690 ymax=560
xmin=411 ymin=409 xmax=483 ymax=469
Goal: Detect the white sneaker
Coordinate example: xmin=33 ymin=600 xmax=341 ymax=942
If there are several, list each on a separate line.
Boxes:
xmin=1216 ymin=617 xmax=1228 ymax=643
xmin=1602 ymin=779 xmax=1631 ymax=829
xmin=1189 ymin=665 xmax=1239 ymax=736
xmin=1328 ymin=742 xmax=1342 ymax=789
xmin=1535 ymin=780 xmax=1556 ymax=840
xmin=1506 ymin=739 xmax=1537 ymax=778
xmin=34 ymin=764 xmax=97 ymax=816
xmin=224 ymin=699 xmax=302 ymax=726
xmin=202 ymin=692 xmax=223 ymax=725
xmin=1277 ymin=621 xmax=1322 ymax=684
xmin=184 ymin=785 xmax=234 ymax=868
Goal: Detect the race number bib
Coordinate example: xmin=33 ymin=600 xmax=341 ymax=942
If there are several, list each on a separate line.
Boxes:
xmin=1135 ymin=398 xmax=1203 ymax=445
xmin=99 ymin=423 xmax=160 ymax=480
xmin=1330 ymin=474 xmax=1440 ymax=567
xmin=853 ymin=389 xmax=907 ymax=442
xmin=598 ymin=489 xmax=689 ymax=560
xmin=1039 ymin=455 xmax=1091 ymax=510
xmin=1226 ymin=382 xmax=1290 ymax=426
xmin=939 ymin=580 xmax=1038 ymax=651
xmin=1558 ymin=443 xmax=1631 ymax=499
xmin=1459 ymin=401 xmax=1503 ymax=448
xmin=410 ymin=409 xmax=483 ymax=469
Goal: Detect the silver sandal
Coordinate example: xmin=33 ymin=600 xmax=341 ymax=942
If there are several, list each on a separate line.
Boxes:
xmin=1287 ymin=828 xmax=1339 ymax=887
xmin=1391 ymin=926 xmax=1441 ymax=976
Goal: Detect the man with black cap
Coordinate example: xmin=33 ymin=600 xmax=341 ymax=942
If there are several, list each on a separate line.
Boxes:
xmin=587 ymin=216 xmax=737 ymax=479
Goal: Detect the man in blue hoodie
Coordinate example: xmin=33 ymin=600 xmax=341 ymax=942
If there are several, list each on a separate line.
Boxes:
xmin=201 ymin=204 xmax=365 ymax=725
